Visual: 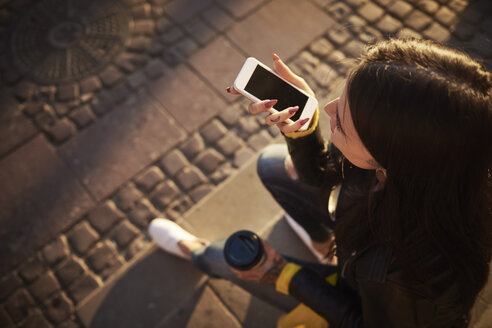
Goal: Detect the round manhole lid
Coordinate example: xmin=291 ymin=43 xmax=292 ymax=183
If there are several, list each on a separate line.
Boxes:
xmin=7 ymin=0 xmax=131 ymax=84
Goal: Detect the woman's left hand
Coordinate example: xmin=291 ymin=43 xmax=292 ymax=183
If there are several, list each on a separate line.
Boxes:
xmin=229 ymin=241 xmax=287 ymax=285
xmin=226 ymin=54 xmax=315 ymax=134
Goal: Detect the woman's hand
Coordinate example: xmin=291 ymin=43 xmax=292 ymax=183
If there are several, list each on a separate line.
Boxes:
xmin=226 ymin=54 xmax=315 ymax=134
xmin=270 ymin=53 xmax=315 ymax=97
xmin=229 ymin=241 xmax=287 ymax=285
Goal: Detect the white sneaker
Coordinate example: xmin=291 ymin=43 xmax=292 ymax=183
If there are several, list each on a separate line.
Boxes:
xmin=284 ymin=214 xmax=336 ymax=265
xmin=148 ymin=218 xmax=207 ymax=260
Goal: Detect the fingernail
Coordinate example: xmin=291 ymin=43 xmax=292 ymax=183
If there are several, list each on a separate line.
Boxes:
xmin=225 ymin=87 xmax=231 ymax=93
xmin=272 ymin=53 xmax=280 ymax=61
xmin=301 ymin=118 xmax=309 ymax=125
xmin=289 ymin=106 xmax=299 ymax=114
xmin=265 ymin=99 xmax=277 ymax=108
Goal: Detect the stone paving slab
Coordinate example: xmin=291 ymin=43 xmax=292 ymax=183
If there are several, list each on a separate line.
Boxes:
xmin=77 ymin=245 xmax=207 ymax=328
xmin=0 ymin=135 xmax=95 ymax=276
xmin=189 ymin=36 xmax=246 ymax=101
xmin=215 ymin=0 xmax=267 ymax=19
xmin=207 ymin=278 xmax=282 ymax=328
xmin=157 ymin=284 xmax=241 ymax=328
xmin=183 ymin=150 xmax=283 ymax=242
xmin=0 ymin=92 xmax=38 ymax=157
xmin=227 ymin=0 xmax=336 ymax=63
xmin=59 ymin=94 xmax=186 ymax=201
xmin=149 ymin=64 xmax=228 ymax=133
xmin=162 ymin=0 xmax=214 ymax=24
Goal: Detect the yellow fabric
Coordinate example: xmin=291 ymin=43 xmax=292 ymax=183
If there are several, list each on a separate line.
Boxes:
xmin=277 ymin=304 xmax=329 ymax=328
xmin=326 ymin=273 xmax=337 ymax=286
xmin=276 ymin=263 xmax=302 ymax=295
xmin=276 ymin=266 xmax=338 ymax=328
xmin=284 ymin=107 xmax=319 ymax=139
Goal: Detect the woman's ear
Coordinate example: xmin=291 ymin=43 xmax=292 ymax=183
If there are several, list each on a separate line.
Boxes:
xmin=376 ymin=168 xmax=387 ymax=184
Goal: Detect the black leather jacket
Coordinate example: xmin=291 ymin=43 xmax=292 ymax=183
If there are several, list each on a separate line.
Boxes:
xmin=283 ymin=124 xmax=467 ymax=327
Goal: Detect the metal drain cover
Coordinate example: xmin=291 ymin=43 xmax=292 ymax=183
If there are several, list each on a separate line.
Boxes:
xmin=7 ymin=0 xmax=131 ymax=84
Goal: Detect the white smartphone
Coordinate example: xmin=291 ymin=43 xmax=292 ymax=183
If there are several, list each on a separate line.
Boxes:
xmin=233 ymin=57 xmax=318 ymax=131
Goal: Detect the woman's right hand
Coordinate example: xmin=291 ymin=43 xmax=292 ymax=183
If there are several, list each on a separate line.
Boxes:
xmin=229 ymin=241 xmax=287 ymax=285
xmin=226 ymin=54 xmax=315 ymax=134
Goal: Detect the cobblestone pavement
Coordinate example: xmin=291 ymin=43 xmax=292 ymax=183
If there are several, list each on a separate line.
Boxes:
xmin=0 ymin=0 xmax=491 ymax=326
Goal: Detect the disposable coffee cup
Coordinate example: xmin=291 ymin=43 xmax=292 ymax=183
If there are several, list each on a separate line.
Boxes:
xmin=224 ymin=230 xmax=265 ymax=270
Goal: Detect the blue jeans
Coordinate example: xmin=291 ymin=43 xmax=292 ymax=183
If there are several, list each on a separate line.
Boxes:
xmin=191 ymin=144 xmax=337 ymax=312
xmin=255 ymin=144 xmax=335 ymax=242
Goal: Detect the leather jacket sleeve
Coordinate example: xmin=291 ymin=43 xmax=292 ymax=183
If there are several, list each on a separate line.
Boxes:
xmin=288 ymin=267 xmax=362 ymax=327
xmin=284 ymin=123 xmax=343 ymax=188
xmin=287 ymin=251 xmax=445 ymax=328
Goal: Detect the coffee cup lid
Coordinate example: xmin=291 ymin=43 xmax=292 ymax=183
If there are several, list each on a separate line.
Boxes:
xmin=224 ymin=230 xmax=263 ymax=270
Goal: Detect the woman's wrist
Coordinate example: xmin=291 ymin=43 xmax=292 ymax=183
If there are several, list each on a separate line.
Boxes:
xmin=259 ymin=254 xmax=287 ymax=285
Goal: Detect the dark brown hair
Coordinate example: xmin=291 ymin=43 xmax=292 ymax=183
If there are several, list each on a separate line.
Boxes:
xmin=339 ymin=38 xmax=492 ymax=315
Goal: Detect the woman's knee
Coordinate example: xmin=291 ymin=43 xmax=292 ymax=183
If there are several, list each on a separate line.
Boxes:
xmin=257 ymin=144 xmax=289 ymax=184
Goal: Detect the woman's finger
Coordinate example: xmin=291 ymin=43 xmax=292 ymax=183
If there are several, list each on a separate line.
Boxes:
xmin=279 ymin=117 xmax=310 ymax=134
xmin=272 ymin=54 xmax=315 ymax=96
xmin=265 ymin=106 xmax=298 ymax=126
xmin=249 ymin=99 xmax=277 ymax=115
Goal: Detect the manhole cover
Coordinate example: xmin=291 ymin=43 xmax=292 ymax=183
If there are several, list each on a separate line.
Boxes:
xmin=7 ymin=0 xmax=131 ymax=84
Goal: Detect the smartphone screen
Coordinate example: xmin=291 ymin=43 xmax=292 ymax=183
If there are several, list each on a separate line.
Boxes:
xmin=244 ymin=65 xmax=308 ymax=122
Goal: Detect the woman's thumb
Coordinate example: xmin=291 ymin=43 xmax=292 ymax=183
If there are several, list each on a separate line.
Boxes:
xmin=272 ymin=54 xmax=314 ymax=96
xmin=272 ymin=54 xmax=297 ymax=82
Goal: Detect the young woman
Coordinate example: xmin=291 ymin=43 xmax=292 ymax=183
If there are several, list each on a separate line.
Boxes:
xmin=149 ymin=38 xmax=492 ymax=327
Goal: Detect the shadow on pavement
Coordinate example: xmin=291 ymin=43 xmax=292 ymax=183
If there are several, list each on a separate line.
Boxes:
xmin=0 ymin=0 xmax=240 ymax=276
xmin=78 ymin=246 xmax=206 ymax=328
xmin=78 ymin=215 xmax=316 ymax=328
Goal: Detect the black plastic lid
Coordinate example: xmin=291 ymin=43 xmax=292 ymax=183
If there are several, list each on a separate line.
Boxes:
xmin=224 ymin=230 xmax=264 ymax=270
